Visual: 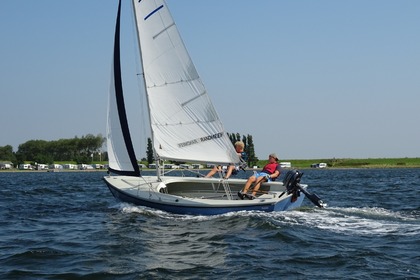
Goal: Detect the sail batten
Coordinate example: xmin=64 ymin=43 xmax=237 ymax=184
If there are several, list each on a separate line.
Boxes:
xmin=144 ymin=4 xmax=164 ymax=20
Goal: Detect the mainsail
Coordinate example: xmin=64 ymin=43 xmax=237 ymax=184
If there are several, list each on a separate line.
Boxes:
xmin=133 ymin=0 xmax=239 ymax=164
xmin=107 ymin=0 xmax=140 ymax=176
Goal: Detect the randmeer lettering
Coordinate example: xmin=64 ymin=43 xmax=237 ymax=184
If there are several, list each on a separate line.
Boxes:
xmin=178 ymin=132 xmax=224 ymax=148
xmin=200 ymin=133 xmax=223 ymax=142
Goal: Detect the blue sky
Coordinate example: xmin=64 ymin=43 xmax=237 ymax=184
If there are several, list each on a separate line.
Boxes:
xmin=1 ymin=0 xmax=419 ymax=160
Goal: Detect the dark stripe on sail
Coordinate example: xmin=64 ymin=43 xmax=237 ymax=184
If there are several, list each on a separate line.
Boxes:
xmin=111 ymin=0 xmax=140 ymax=177
xmin=144 ymin=5 xmax=164 ymax=20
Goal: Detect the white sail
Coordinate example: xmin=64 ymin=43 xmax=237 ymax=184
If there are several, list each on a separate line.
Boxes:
xmin=107 ymin=0 xmax=140 ymax=176
xmin=133 ymin=0 xmax=239 ymax=164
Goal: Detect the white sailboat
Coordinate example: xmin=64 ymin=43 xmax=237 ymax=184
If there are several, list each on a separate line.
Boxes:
xmin=104 ymin=0 xmax=322 ymax=215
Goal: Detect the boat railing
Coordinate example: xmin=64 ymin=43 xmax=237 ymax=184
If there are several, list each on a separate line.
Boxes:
xmin=221 ymin=180 xmax=234 ymax=200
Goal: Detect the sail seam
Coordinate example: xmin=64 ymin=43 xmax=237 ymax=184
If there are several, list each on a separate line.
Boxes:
xmin=153 ymin=118 xmax=218 ymax=127
xmin=147 ymin=76 xmax=200 ymax=89
xmin=180 ymin=92 xmax=206 ymax=107
xmin=153 ymin=23 xmax=175 ymax=40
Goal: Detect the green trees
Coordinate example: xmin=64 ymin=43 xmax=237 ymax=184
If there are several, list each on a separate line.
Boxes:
xmin=15 ymin=140 xmax=52 ymax=164
xmin=0 ymin=145 xmax=16 ymax=163
xmin=8 ymin=134 xmax=105 ymax=164
xmin=146 ymin=138 xmax=154 ymax=164
xmin=245 ymin=134 xmax=258 ymax=167
xmin=227 ymin=132 xmax=258 ymax=167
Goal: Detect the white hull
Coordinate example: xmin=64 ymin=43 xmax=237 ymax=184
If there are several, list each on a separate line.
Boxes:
xmin=104 ymin=175 xmax=306 ymax=215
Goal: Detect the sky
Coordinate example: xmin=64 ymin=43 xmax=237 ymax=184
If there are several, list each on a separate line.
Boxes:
xmin=1 ymin=0 xmax=419 ymax=160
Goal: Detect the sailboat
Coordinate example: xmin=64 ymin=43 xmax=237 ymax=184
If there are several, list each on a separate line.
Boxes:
xmin=104 ymin=0 xmax=323 ymax=215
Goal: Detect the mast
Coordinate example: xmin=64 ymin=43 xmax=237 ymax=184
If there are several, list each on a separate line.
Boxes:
xmin=131 ymin=0 xmax=162 ymax=179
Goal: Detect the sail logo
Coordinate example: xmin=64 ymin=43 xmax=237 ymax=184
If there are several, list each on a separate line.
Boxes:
xmin=178 ymin=139 xmax=199 ymax=148
xmin=178 ymin=132 xmax=224 ymax=148
xmin=200 ymin=132 xmax=223 ymax=142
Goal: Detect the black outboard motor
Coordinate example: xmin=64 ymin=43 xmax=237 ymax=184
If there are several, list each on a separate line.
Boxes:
xmin=283 ymin=169 xmax=303 ymax=194
xmin=283 ymin=170 xmax=303 ymax=202
xmin=283 ymin=169 xmax=324 ymax=207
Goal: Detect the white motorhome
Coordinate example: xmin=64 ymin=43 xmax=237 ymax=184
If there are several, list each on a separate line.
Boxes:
xmin=318 ymin=163 xmax=327 ymax=168
xmin=280 ymin=162 xmax=291 ymax=168
xmin=311 ymin=163 xmax=327 ymax=168
xmin=179 ymin=164 xmax=192 ymax=169
xmin=36 ymin=164 xmax=49 ymax=170
xmin=49 ymin=164 xmax=63 ymax=170
xmin=0 ymin=163 xmax=12 ymax=169
xmin=63 ymin=164 xmax=77 ymax=170
xmin=19 ymin=164 xmax=32 ymax=170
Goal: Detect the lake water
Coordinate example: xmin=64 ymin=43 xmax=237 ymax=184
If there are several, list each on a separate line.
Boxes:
xmin=1 ymin=168 xmax=419 ymax=279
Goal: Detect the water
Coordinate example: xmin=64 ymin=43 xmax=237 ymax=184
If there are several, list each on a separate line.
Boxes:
xmin=1 ymin=169 xmax=419 ymax=279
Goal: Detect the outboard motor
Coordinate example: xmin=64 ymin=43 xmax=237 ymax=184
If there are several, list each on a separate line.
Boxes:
xmin=283 ymin=170 xmax=303 ymax=193
xmin=283 ymin=170 xmax=304 ymax=202
xmin=283 ymin=169 xmax=324 ymax=207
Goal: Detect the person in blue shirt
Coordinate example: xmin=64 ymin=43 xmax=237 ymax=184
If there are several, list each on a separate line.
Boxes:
xmin=205 ymin=141 xmax=247 ymax=179
xmin=238 ymin=153 xmax=281 ymax=200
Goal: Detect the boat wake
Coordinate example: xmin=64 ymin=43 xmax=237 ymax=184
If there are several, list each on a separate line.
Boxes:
xmin=113 ymin=202 xmax=420 ymax=237
xmin=271 ymin=206 xmax=420 ymax=236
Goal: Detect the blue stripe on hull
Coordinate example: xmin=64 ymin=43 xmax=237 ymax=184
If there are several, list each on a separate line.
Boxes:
xmin=104 ymin=180 xmax=303 ymax=215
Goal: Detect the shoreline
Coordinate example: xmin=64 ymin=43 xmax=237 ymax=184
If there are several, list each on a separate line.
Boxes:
xmin=2 ymin=165 xmax=420 ymax=173
xmin=2 ymin=157 xmax=420 ymax=172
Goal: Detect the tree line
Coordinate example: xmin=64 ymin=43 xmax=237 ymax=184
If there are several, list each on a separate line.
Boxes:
xmin=0 ymin=134 xmax=105 ymax=165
